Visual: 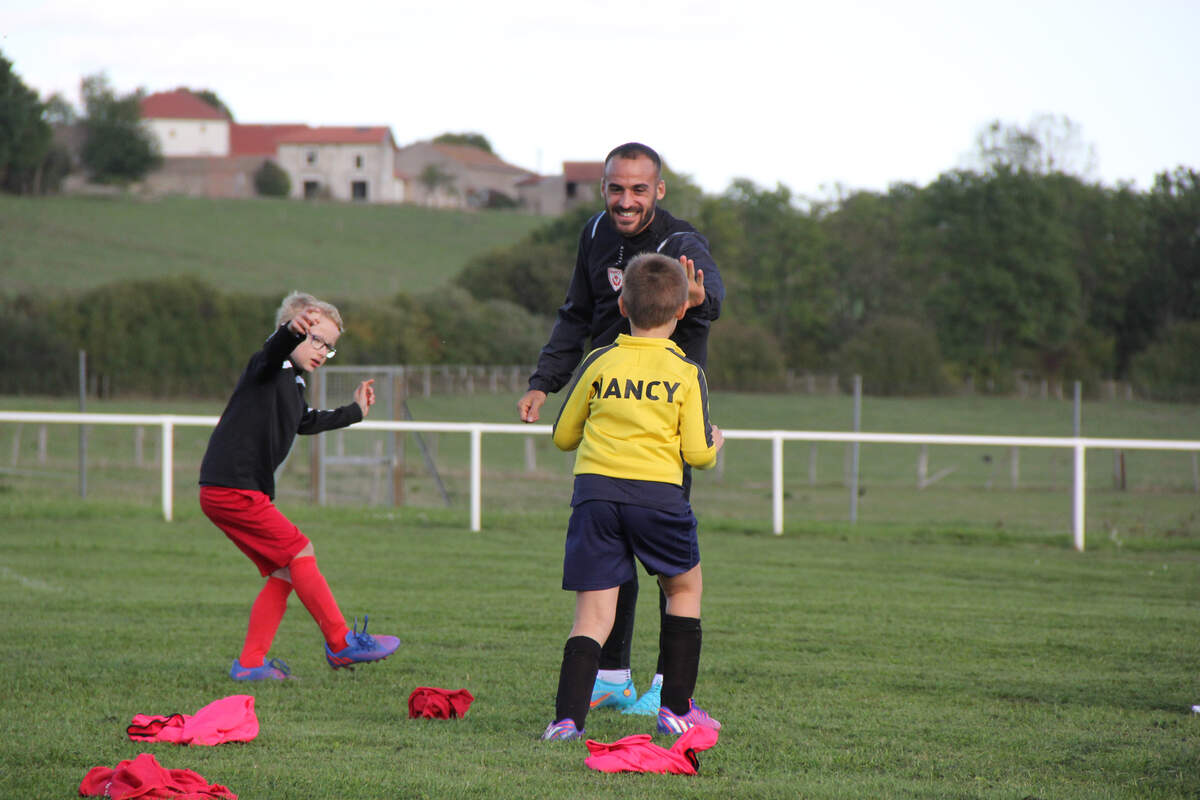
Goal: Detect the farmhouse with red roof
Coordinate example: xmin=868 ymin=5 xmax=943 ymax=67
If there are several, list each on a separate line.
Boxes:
xmin=140 ymin=88 xmax=231 ymax=157
xmin=136 ymin=87 xmax=562 ymax=210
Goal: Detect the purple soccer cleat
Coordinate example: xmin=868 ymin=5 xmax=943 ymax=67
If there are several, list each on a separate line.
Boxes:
xmin=325 ymin=616 xmax=400 ymax=670
xmin=230 ymin=657 xmax=293 ymax=681
xmin=656 ymin=699 xmax=721 ymax=735
xmin=540 ymin=719 xmax=584 ymax=741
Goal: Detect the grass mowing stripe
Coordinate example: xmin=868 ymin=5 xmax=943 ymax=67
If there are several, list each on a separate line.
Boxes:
xmin=1 ymin=500 xmax=1198 ymax=798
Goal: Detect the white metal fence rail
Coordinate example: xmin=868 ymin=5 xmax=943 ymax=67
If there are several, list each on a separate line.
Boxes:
xmin=2 ymin=410 xmax=1197 ymax=551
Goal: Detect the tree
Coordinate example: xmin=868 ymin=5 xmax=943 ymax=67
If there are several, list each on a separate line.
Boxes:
xmin=253 ymin=159 xmax=290 ymax=197
xmin=79 ymin=72 xmax=161 ymax=184
xmin=0 ymin=51 xmax=53 ymax=194
xmin=1122 ymin=167 xmax=1200 ymax=368
xmin=702 ymin=180 xmax=836 ymax=368
xmin=818 ymin=184 xmax=922 ymax=346
xmin=659 ymin=164 xmax=704 ymax=222
xmin=911 ymin=167 xmax=1082 ymax=384
xmin=42 ymin=92 xmax=77 ymax=126
xmin=192 ymin=89 xmax=232 ymax=120
xmin=433 ymin=132 xmax=493 ymax=153
xmin=967 ymin=114 xmax=1097 ymax=179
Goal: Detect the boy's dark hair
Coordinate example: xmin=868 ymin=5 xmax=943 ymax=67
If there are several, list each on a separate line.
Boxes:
xmin=604 ymin=142 xmax=662 ymax=177
xmin=621 ymin=253 xmax=688 ymax=329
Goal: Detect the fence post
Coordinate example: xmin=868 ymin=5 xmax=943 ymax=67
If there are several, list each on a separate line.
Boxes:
xmin=393 ymin=371 xmax=405 ymax=506
xmin=1010 ymin=446 xmax=1019 ymax=489
xmin=1073 ymin=441 xmax=1085 ymax=552
xmin=524 ymin=437 xmax=537 ymax=472
xmin=772 ymin=435 xmax=784 ymax=535
xmin=79 ymin=350 xmax=87 ymax=499
xmin=161 ymin=418 xmax=174 ymax=522
xmin=9 ymin=423 xmax=21 ymax=466
xmin=849 ymin=375 xmax=861 ymax=523
xmin=470 ymin=427 xmax=482 ymax=532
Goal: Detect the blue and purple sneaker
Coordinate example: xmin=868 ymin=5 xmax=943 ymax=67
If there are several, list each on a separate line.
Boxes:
xmin=656 ymin=699 xmax=721 ymax=735
xmin=230 ymin=657 xmax=293 ymax=681
xmin=540 ymin=718 xmax=584 ymax=741
xmin=325 ymin=616 xmax=400 ymax=670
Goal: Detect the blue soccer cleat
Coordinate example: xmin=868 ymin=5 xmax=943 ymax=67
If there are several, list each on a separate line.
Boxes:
xmin=540 ymin=719 xmax=584 ymax=741
xmin=325 ymin=616 xmax=400 ymax=670
xmin=656 ymin=699 xmax=721 ymax=735
xmin=621 ymin=681 xmax=661 ymax=716
xmin=590 ymin=676 xmax=637 ymax=710
xmin=230 ymin=657 xmax=293 ymax=681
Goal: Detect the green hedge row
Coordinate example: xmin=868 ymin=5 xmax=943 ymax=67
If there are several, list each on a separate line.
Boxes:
xmin=0 ymin=277 xmax=547 ymax=398
xmin=4 ymin=275 xmax=1195 ymax=400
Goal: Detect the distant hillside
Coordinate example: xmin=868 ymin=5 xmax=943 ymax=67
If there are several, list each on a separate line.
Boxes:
xmin=0 ymin=194 xmax=546 ymax=301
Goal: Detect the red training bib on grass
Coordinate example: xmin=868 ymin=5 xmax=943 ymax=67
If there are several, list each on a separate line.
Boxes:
xmin=407 ymin=687 xmax=474 ymax=719
xmin=79 ymin=752 xmax=237 ymax=799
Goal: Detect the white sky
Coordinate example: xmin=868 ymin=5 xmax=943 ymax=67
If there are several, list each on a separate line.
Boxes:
xmin=4 ymin=0 xmax=1198 ymax=198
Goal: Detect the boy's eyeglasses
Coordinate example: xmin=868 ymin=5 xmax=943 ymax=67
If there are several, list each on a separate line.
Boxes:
xmin=308 ymin=333 xmax=336 ymax=359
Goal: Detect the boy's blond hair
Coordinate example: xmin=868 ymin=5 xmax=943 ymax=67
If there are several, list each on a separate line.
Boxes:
xmin=620 ymin=253 xmax=688 ymax=329
xmin=275 ymin=291 xmax=344 ymax=331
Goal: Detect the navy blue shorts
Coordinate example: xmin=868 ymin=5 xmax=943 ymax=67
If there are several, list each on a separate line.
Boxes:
xmin=562 ymin=500 xmax=700 ymax=591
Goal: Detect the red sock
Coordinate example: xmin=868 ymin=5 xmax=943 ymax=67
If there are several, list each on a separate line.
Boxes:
xmin=239 ymin=576 xmax=292 ymax=668
xmin=288 ymin=555 xmax=351 ymax=651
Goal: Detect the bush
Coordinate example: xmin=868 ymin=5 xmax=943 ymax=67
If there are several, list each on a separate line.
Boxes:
xmin=1130 ymin=320 xmax=1200 ymax=401
xmin=416 ymin=286 xmax=549 ymax=364
xmin=834 ymin=316 xmax=949 ymax=396
xmin=454 ymin=205 xmax=595 ymax=314
xmin=0 ymin=294 xmax=78 ymax=393
xmin=705 ymin=317 xmax=787 ymax=390
xmin=253 ymin=160 xmax=291 ymax=197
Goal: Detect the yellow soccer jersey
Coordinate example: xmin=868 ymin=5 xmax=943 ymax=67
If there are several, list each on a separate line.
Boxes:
xmin=552 ymin=334 xmax=717 ymax=484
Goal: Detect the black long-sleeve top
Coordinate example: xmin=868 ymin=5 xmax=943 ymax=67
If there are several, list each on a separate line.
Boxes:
xmin=528 ymin=207 xmax=724 ymax=395
xmin=199 ymin=324 xmax=362 ymax=499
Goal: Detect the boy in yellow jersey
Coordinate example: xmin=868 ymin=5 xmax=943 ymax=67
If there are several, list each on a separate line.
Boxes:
xmin=540 ymin=253 xmax=725 ymax=741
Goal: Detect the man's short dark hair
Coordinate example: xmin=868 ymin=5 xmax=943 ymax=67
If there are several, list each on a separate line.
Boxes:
xmin=621 ymin=253 xmax=687 ymax=329
xmin=605 ymin=142 xmax=662 ymax=176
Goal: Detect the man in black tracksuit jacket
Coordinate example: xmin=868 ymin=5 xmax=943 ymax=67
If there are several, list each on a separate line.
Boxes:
xmin=518 ymin=142 xmax=724 ymax=715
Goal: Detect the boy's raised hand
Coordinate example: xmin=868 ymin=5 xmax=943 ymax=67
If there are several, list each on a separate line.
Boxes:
xmin=710 ymin=423 xmax=725 ymax=452
xmin=288 ymin=309 xmax=321 ymax=336
xmin=681 ymin=255 xmax=705 ymax=309
xmin=355 ymin=379 xmax=376 ymax=417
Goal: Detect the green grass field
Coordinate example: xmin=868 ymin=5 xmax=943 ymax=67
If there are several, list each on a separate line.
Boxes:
xmin=0 ymin=194 xmax=544 ymax=300
xmin=1 ymin=496 xmax=1198 ymax=799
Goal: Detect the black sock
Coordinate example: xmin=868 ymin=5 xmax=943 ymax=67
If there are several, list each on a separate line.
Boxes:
xmin=599 ymin=578 xmax=638 ymax=670
xmin=659 ymin=614 xmax=702 ymax=716
xmin=655 ymin=585 xmax=668 ymax=674
xmin=555 ymin=635 xmax=602 ymax=729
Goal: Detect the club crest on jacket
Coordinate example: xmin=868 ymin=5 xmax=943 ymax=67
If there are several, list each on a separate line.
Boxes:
xmin=607 ymin=267 xmax=624 ymax=292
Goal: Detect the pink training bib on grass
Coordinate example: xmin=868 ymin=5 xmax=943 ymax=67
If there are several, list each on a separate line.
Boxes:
xmin=584 ymin=724 xmax=719 ymax=774
xmin=127 ymin=694 xmax=259 ymax=746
